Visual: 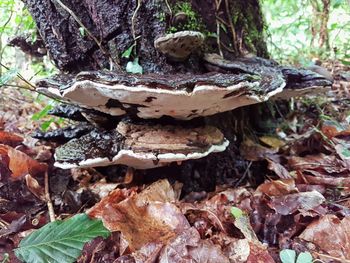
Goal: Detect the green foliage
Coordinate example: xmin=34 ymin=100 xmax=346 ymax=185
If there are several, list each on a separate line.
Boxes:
xmin=122 ymin=44 xmax=136 ymax=59
xmin=169 ymin=2 xmax=205 ymax=33
xmin=263 ymin=0 xmax=350 ymax=64
xmin=230 ymin=206 xmax=244 ymax=219
xmin=14 ymin=214 xmax=110 ymax=263
xmin=126 ymin=57 xmax=143 ymax=74
xmin=280 ymin=249 xmax=313 ymax=263
xmin=78 ymin=27 xmax=86 ymax=37
xmin=0 ymin=68 xmax=17 ymax=86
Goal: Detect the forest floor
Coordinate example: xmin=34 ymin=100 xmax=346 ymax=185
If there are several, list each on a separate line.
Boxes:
xmin=1 ymin=61 xmax=350 ymax=263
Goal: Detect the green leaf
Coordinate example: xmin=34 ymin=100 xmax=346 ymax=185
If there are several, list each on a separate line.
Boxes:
xmin=126 ymin=58 xmax=143 ymax=74
xmin=14 ymin=214 xmax=110 ymax=263
xmin=230 ymin=207 xmax=243 ymax=219
xmin=40 ymin=118 xmax=55 ymax=131
xmin=121 ymin=44 xmax=135 ymax=59
xmin=279 ymin=249 xmax=296 ymax=263
xmin=79 ymin=27 xmax=85 ymax=37
xmin=31 ymin=103 xmax=55 ymax=121
xmin=340 ymin=59 xmax=350 ymax=66
xmin=342 ymin=148 xmax=350 ymax=158
xmin=296 ymin=252 xmax=313 ymax=263
xmin=0 ymin=68 xmax=18 ymax=86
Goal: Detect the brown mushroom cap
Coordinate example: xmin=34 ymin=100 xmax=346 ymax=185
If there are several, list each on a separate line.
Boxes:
xmin=54 ymin=121 xmax=229 ymax=169
xmin=154 ymin=31 xmax=204 ymax=60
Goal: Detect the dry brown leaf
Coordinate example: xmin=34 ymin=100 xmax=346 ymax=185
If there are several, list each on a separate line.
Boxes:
xmin=268 ymin=191 xmax=325 ymax=216
xmin=321 ymin=123 xmax=350 ymax=139
xmin=88 ymin=180 xmax=189 ymax=251
xmin=300 ymin=215 xmax=350 ymax=260
xmin=288 ymin=153 xmax=349 ymax=175
xmin=256 ymin=179 xmax=298 ymax=197
xmin=0 ymin=131 xmax=23 ymax=147
xmin=246 ymin=242 xmax=276 ymax=263
xmin=0 ymin=144 xmax=47 ymax=180
xmin=304 ymin=174 xmax=350 ymax=186
xmin=259 ymin=136 xmax=286 ymax=149
xmin=240 ymin=139 xmax=278 ymax=161
xmin=158 ymin=227 xmax=230 ymax=263
xmin=267 ymin=159 xmax=292 ymax=179
xmin=25 ymin=174 xmax=45 ymax=200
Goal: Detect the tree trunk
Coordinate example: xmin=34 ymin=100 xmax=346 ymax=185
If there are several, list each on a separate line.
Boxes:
xmin=24 ymin=0 xmax=269 ymax=193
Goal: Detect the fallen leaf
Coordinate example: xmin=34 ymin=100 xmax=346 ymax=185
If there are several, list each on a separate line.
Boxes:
xmin=88 ymin=180 xmax=189 ymax=251
xmin=300 ymin=215 xmax=350 ymax=260
xmin=268 ymin=191 xmax=326 ymax=216
xmin=25 ymin=174 xmax=45 ymax=201
xmin=158 ymin=227 xmax=230 ymax=263
xmin=0 ymin=144 xmax=47 ymax=180
xmin=267 ymin=159 xmax=292 ymax=179
xmin=288 ymin=154 xmax=348 ymax=175
xmin=240 ymin=139 xmax=278 ymax=161
xmin=0 ymin=131 xmax=23 ymax=147
xmin=256 ymin=179 xmax=298 ymax=197
xmin=260 ymin=136 xmax=286 ymax=149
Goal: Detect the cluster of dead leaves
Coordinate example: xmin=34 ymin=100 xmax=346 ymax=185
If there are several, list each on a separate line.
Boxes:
xmin=0 ymin=130 xmax=51 ymax=262
xmin=238 ymin=111 xmax=350 ymax=262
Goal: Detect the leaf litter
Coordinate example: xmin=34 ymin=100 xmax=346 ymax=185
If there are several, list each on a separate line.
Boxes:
xmin=2 ymin=71 xmax=350 ymax=262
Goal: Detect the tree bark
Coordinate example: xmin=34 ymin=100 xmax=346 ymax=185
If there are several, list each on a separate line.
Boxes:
xmin=24 ymin=0 xmax=269 ymax=193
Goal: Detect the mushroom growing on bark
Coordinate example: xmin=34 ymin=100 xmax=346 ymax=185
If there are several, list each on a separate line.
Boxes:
xmin=154 ymin=31 xmax=204 ymax=61
xmin=36 ymin=54 xmax=332 ymax=170
xmin=36 ymin=71 xmax=283 ymax=120
xmin=54 ymin=120 xmax=229 ymax=169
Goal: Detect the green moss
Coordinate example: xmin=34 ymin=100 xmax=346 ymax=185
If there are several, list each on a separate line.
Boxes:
xmin=158 ymin=12 xmax=166 ymax=22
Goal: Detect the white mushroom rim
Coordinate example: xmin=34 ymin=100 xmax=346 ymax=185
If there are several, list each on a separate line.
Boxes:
xmin=39 ymin=79 xmax=285 ymax=120
xmin=54 ymin=139 xmax=230 ymax=169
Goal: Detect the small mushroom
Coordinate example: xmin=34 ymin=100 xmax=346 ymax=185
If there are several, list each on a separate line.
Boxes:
xmin=171 ymin=12 xmax=188 ymax=28
xmin=54 ymin=121 xmax=229 ymax=169
xmin=154 ymin=31 xmax=204 ymax=61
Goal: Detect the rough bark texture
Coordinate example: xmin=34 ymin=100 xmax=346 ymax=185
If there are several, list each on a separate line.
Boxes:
xmin=23 ymin=0 xmax=268 ymax=72
xmin=24 ymin=0 xmax=269 ymax=193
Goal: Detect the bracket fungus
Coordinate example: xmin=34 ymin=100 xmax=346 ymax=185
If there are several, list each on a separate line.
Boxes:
xmin=37 ymin=71 xmax=282 ymax=120
xmin=203 ymin=53 xmax=332 ymax=99
xmin=54 ymin=120 xmax=229 ymax=169
xmin=36 ymin=53 xmax=332 ymax=170
xmin=154 ymin=31 xmax=204 ymax=61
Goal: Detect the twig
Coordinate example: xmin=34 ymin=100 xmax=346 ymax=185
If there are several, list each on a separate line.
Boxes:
xmin=52 ymin=0 xmax=120 ymax=70
xmin=164 ymin=0 xmax=172 ymax=17
xmin=0 ymin=8 xmax=13 ymax=76
xmin=131 ymin=0 xmax=142 ymax=41
xmin=215 ymin=0 xmax=224 ymax=56
xmin=234 ymin=161 xmax=252 ymax=187
xmin=0 ymin=62 xmax=36 ymax=90
xmin=224 ymin=0 xmax=238 ymax=53
xmin=220 ymin=42 xmax=236 ymax=53
xmin=44 ymin=171 xmax=56 ymax=222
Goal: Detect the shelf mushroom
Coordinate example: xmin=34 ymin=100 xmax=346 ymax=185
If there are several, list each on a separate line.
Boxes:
xmin=154 ymin=31 xmax=204 ymax=61
xmin=36 ymin=70 xmax=283 ymax=120
xmin=54 ymin=120 xmax=229 ymax=169
xmin=203 ymin=53 xmax=332 ymax=100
